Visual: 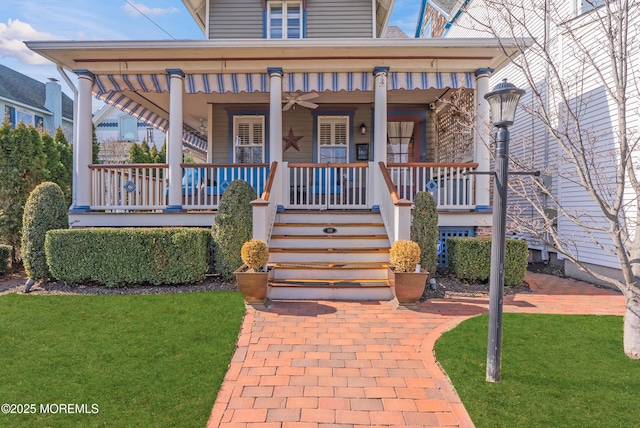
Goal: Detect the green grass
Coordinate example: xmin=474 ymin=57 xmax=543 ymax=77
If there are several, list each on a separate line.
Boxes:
xmin=0 ymin=292 xmax=245 ymax=427
xmin=435 ymin=314 xmax=640 ymax=428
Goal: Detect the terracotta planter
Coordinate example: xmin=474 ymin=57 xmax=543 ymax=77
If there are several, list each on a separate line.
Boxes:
xmin=234 ymin=264 xmax=270 ymax=304
xmin=388 ymin=267 xmax=428 ymax=305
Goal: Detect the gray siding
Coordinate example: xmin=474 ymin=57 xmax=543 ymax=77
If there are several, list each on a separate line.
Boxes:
xmin=208 ymin=0 xmax=264 ymax=39
xmin=208 ymin=0 xmax=374 ymax=39
xmin=306 ymin=0 xmax=373 ymax=38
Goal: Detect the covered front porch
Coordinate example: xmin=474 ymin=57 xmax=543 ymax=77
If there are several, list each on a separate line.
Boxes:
xmin=26 ymin=39 xmax=516 ymax=235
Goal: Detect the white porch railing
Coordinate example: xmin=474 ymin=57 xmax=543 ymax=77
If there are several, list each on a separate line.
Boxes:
xmin=90 ymin=164 xmax=168 ymax=210
xmin=89 ymin=163 xmax=269 ymax=211
xmin=181 ymin=163 xmax=270 ymax=210
xmin=89 ymin=162 xmax=478 ymax=213
xmin=286 ymin=163 xmax=369 ymax=209
xmin=387 ymin=162 xmax=478 ymax=209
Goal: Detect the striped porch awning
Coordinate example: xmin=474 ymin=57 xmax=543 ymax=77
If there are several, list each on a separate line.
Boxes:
xmin=92 ymin=71 xmax=475 ymax=153
xmin=93 ymin=71 xmax=475 ymax=96
xmin=96 ymin=91 xmax=207 ymax=153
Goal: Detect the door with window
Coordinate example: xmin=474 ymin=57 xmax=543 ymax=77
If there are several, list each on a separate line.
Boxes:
xmin=387 ymin=121 xmax=416 ymax=199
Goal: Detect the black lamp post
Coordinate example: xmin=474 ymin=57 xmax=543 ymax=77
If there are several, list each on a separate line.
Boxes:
xmin=484 ymin=79 xmax=524 ymax=383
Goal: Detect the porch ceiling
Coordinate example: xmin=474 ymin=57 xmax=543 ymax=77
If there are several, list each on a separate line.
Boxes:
xmin=112 ymin=87 xmax=454 ymax=137
xmin=26 ymin=38 xmax=527 ymax=75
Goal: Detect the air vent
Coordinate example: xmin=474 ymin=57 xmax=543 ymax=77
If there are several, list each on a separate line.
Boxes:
xmin=323 ymin=227 xmax=337 ymax=234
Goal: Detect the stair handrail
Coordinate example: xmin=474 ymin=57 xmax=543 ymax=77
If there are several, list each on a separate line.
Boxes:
xmin=261 ymin=161 xmax=278 ymax=201
xmin=252 ymin=161 xmax=279 ymax=243
xmin=378 ymin=162 xmax=412 ymax=244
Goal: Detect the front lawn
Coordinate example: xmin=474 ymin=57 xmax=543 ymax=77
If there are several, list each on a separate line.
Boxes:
xmin=435 ymin=314 xmax=640 ymax=427
xmin=0 ymin=292 xmax=245 ymax=427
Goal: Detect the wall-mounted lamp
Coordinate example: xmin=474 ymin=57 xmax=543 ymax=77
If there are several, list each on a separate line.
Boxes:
xmin=360 ymin=123 xmax=367 ymax=135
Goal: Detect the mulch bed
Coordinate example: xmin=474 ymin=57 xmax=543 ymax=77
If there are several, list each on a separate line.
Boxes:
xmin=3 ymin=263 xmax=559 ymax=298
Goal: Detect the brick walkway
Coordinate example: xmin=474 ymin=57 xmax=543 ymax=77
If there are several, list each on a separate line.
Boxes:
xmin=207 ymin=273 xmax=625 ymax=427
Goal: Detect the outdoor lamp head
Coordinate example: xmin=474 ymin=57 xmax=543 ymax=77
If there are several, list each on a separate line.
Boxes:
xmin=484 ymin=79 xmax=525 ymax=128
xmin=360 ymin=123 xmax=367 ymax=135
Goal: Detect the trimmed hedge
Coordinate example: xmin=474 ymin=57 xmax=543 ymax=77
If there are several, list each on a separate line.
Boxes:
xmin=0 ymin=244 xmax=11 ymax=274
xmin=411 ymin=191 xmax=439 ymax=278
xmin=447 ymin=237 xmax=528 ymax=286
xmin=45 ymin=228 xmax=211 ymax=287
xmin=21 ymin=182 xmax=68 ymax=280
xmin=212 ymin=180 xmax=256 ymax=280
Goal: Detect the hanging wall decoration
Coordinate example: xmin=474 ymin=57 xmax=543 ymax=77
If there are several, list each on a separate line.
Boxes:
xmin=283 ymin=127 xmax=303 ymax=152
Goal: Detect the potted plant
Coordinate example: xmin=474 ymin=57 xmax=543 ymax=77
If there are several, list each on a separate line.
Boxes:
xmin=388 ymin=239 xmax=429 ymax=305
xmin=234 ymin=239 xmax=271 ymax=304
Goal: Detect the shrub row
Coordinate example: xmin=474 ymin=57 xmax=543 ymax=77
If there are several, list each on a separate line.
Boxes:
xmin=0 ymin=244 xmax=11 ymax=274
xmin=45 ymin=228 xmax=211 ymax=287
xmin=447 ymin=237 xmax=528 ymax=286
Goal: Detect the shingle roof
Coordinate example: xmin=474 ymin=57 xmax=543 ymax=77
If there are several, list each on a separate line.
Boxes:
xmin=383 ymin=26 xmax=410 ymax=39
xmin=0 ymin=63 xmax=73 ymax=121
xmin=431 ymin=0 xmax=459 ymax=16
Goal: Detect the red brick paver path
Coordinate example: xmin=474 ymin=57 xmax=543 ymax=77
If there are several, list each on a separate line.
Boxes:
xmin=207 ymin=273 xmax=625 ymax=427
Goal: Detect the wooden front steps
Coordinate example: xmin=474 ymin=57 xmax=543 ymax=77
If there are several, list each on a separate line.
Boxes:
xmin=267 ymin=211 xmax=393 ymax=301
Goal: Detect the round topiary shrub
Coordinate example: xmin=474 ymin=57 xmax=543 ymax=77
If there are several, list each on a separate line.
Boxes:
xmin=389 ymin=240 xmax=421 ymax=273
xmin=21 ymin=182 xmax=68 ymax=280
xmin=411 ymin=191 xmax=439 ymax=278
xmin=212 ymin=180 xmax=256 ymax=280
xmin=241 ymin=239 xmax=269 ymax=272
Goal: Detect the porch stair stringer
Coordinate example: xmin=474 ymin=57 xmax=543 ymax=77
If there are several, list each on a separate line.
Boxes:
xmin=267 ymin=211 xmax=394 ymax=301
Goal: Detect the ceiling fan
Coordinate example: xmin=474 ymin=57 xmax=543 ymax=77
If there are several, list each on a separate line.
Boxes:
xmin=282 ymin=92 xmax=319 ymax=111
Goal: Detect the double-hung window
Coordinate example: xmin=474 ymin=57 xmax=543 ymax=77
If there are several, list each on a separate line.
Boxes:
xmin=267 ymin=1 xmax=302 ymax=39
xmin=234 ymin=116 xmax=265 ymax=163
xmin=318 ymin=116 xmax=348 ymax=163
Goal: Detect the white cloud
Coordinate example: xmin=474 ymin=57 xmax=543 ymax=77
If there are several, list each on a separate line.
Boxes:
xmin=0 ymin=19 xmax=61 ymax=65
xmin=123 ymin=2 xmax=179 ymax=17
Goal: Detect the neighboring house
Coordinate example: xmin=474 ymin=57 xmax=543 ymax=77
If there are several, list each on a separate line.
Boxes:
xmin=92 ymin=104 xmax=167 ymax=164
xmin=415 ymin=0 xmax=460 ymax=38
xmin=26 ymin=0 xmax=527 ymax=299
xmin=0 ymin=63 xmax=73 ymax=139
xmin=435 ymin=0 xmax=638 ymax=284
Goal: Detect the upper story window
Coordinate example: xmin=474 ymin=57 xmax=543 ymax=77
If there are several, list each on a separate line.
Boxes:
xmin=577 ymin=0 xmax=604 ymax=14
xmin=120 ymin=116 xmax=138 ymax=141
xmin=267 ymin=1 xmax=303 ymax=39
xmin=234 ymin=116 xmax=265 ymax=163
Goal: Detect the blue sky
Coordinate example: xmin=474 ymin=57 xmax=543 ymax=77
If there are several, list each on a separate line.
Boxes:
xmin=0 ymin=0 xmax=421 ymax=101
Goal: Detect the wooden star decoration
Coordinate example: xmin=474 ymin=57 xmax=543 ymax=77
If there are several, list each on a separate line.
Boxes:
xmin=283 ymin=127 xmax=303 ymax=152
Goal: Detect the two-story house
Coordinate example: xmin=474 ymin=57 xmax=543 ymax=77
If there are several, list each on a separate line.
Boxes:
xmin=27 ymin=0 xmax=527 ymax=299
xmin=0 ymin=64 xmax=73 ymax=139
xmin=436 ymin=0 xmax=639 ymax=286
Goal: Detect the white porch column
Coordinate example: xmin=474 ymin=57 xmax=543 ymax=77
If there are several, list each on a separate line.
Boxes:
xmin=475 ymin=68 xmax=493 ymax=211
xmin=166 ymin=69 xmax=185 ymax=211
xmin=268 ymin=67 xmax=284 ymax=206
xmin=268 ymin=68 xmax=284 ymax=164
xmin=373 ymin=66 xmax=389 ymax=207
xmin=71 ymin=69 xmax=94 ymax=212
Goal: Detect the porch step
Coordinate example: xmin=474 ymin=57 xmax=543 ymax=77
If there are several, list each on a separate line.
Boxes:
xmin=268 ymin=280 xmax=394 ymax=301
xmin=268 ymin=248 xmax=390 ymax=264
xmin=272 ymin=262 xmax=389 ymax=280
xmin=272 ymin=222 xmax=386 ymax=236
xmin=270 ymin=234 xmax=390 ymax=249
xmin=266 ymin=210 xmax=393 ymax=301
